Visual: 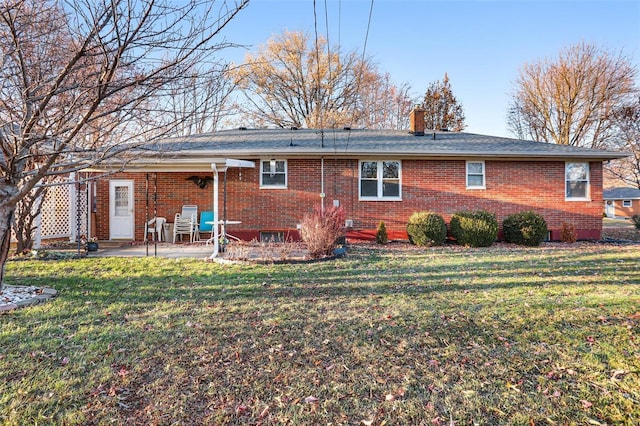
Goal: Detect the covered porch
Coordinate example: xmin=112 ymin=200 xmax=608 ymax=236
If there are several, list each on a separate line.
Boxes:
xmin=92 ymin=158 xmax=255 ymax=258
xmin=144 ymin=158 xmax=255 ymax=257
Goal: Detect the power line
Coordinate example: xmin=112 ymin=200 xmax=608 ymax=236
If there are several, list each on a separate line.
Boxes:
xmin=361 ymin=0 xmax=374 ymax=64
xmin=349 ymin=0 xmax=374 ymax=131
xmin=312 ymin=0 xmax=324 ymax=146
xmin=324 ymin=0 xmax=333 ymax=129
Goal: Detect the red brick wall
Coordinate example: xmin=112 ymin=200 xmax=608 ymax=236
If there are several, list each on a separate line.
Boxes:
xmin=94 ymin=159 xmax=604 ymax=241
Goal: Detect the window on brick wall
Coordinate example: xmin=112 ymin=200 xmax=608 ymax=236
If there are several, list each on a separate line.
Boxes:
xmin=623 ymin=200 xmax=632 ymax=208
xmin=466 ymin=161 xmax=485 ymax=189
xmin=359 ymin=160 xmax=401 ymax=200
xmin=565 ymin=162 xmax=590 ymax=200
xmin=260 ymin=159 xmax=287 ymax=188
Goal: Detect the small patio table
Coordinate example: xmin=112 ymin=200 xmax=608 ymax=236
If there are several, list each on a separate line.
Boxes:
xmin=204 ymin=220 xmax=241 ymax=245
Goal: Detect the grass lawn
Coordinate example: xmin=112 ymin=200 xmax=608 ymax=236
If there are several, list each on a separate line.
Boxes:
xmin=603 ymin=218 xmax=636 ymax=229
xmin=602 ymin=218 xmax=640 ymax=243
xmin=1 ymin=243 xmax=639 ymax=425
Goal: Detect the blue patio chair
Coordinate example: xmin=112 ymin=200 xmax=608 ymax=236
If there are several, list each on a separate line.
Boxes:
xmin=199 ymin=211 xmax=214 ymax=235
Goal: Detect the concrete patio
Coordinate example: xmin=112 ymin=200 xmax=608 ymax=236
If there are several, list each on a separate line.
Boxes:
xmin=86 ymin=242 xmax=216 ymax=259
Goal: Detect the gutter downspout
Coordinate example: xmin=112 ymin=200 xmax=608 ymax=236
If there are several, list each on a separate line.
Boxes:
xmin=210 ymin=164 xmax=221 ymax=258
xmin=320 ymin=157 xmax=325 ymax=212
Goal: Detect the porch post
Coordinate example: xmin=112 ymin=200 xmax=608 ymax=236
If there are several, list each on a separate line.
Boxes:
xmin=210 ymin=162 xmax=227 ymax=258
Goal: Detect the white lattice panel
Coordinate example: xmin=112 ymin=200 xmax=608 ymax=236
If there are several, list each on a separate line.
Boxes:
xmin=71 ymin=183 xmax=89 ymax=240
xmin=9 ymin=175 xmax=90 ymax=245
xmin=40 ymin=180 xmax=72 ymax=238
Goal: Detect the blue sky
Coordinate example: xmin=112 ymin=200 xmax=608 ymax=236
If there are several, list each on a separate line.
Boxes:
xmin=217 ymin=0 xmax=640 ymax=137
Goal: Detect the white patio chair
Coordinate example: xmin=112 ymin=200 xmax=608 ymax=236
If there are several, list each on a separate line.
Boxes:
xmin=144 ymin=217 xmax=166 ymax=242
xmin=182 ymin=205 xmax=200 ymax=242
xmin=182 ymin=205 xmax=198 ymax=219
xmin=173 ymin=212 xmax=198 ymax=243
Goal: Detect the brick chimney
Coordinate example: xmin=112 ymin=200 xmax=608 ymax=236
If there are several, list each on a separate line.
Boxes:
xmin=409 ymin=104 xmax=425 ymax=136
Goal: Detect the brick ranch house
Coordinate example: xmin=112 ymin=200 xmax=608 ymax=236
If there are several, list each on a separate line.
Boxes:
xmin=90 ymin=107 xmax=626 ymax=244
xmin=603 ymin=187 xmax=640 ymax=218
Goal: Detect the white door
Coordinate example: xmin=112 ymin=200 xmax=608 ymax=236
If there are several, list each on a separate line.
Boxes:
xmin=109 ymin=180 xmax=134 ymax=239
xmin=605 ymin=200 xmax=615 ymax=218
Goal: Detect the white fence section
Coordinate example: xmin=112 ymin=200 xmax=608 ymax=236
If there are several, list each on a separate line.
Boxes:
xmin=12 ymin=173 xmax=90 ymax=248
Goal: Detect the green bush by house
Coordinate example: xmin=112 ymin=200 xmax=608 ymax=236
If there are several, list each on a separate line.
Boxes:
xmin=450 ymin=210 xmax=498 ymax=247
xmin=406 ymin=211 xmax=447 ymax=246
xmin=376 ymin=221 xmax=388 ymax=245
xmin=503 ymin=211 xmax=548 ymax=246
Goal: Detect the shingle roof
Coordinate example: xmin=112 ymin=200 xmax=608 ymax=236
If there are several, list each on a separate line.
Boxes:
xmin=143 ymin=128 xmax=627 ymax=160
xmin=603 ymin=187 xmax=640 ymax=199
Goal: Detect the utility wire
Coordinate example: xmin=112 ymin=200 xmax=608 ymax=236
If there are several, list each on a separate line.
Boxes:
xmin=324 ymin=0 xmax=334 ymax=130
xmin=313 ymin=0 xmax=324 ymax=146
xmin=361 ymin=0 xmax=374 ymax=63
xmin=346 ymin=0 xmax=374 ymax=151
xmin=349 ymin=0 xmax=374 ymax=133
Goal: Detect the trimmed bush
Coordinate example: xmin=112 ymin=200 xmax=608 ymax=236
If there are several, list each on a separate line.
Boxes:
xmin=406 ymin=211 xmax=447 ymax=246
xmin=503 ymin=211 xmax=548 ymax=246
xmin=376 ymin=221 xmax=388 ymax=245
xmin=632 ymin=214 xmax=640 ymax=230
xmin=450 ymin=210 xmax=498 ymax=247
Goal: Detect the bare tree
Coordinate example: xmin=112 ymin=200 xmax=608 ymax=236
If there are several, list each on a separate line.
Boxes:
xmin=11 ymin=174 xmax=55 ymax=255
xmin=507 ymin=43 xmax=637 ymax=148
xmin=231 ymin=30 xmax=412 ymax=129
xmin=606 ymin=96 xmax=640 ymax=188
xmin=359 ymin=74 xmax=415 ymax=130
xmin=0 ymin=0 xmax=248 ymax=289
xmin=421 ymin=73 xmax=466 ymax=131
xmin=166 ymin=64 xmax=238 ymax=136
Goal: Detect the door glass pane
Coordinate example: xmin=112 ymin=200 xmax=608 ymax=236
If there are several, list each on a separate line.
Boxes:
xmin=114 ymin=186 xmax=129 ymax=216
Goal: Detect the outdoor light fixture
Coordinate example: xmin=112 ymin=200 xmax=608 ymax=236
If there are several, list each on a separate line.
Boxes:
xmin=270 ymin=158 xmax=276 ymax=176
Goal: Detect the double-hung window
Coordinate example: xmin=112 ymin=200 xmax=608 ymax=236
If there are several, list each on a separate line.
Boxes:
xmin=260 ymin=159 xmax=287 ymax=188
xmin=359 ymin=160 xmax=401 ymax=200
xmin=623 ymin=200 xmax=632 ymax=208
xmin=466 ymin=161 xmax=485 ymax=189
xmin=565 ymin=162 xmax=590 ymax=200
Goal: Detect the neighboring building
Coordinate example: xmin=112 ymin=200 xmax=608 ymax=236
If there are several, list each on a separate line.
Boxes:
xmin=604 ymin=187 xmax=640 ymax=218
xmin=90 ymin=107 xmax=626 ymax=243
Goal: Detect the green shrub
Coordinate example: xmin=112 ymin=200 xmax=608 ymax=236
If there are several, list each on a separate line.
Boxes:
xmin=503 ymin=211 xmax=548 ymax=246
xmin=376 ymin=221 xmax=388 ymax=245
xmin=632 ymin=214 xmax=640 ymax=230
xmin=450 ymin=210 xmax=498 ymax=247
xmin=406 ymin=211 xmax=447 ymax=246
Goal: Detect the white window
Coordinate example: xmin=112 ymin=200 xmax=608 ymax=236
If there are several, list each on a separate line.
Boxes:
xmin=565 ymin=162 xmax=590 ymax=200
xmin=359 ymin=160 xmax=401 ymax=200
xmin=260 ymin=159 xmax=287 ymax=188
xmin=466 ymin=161 xmax=485 ymax=189
xmin=623 ymin=200 xmax=632 ymax=208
